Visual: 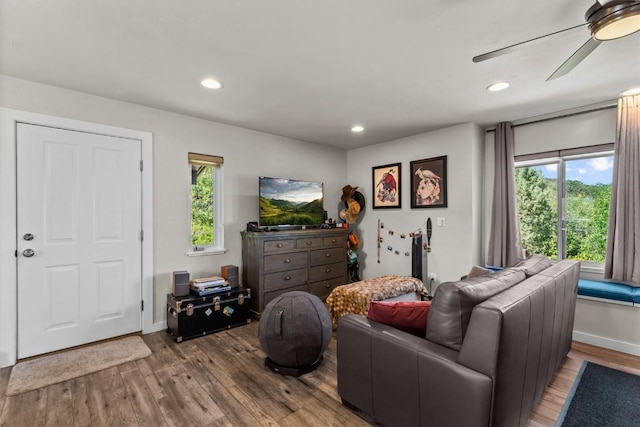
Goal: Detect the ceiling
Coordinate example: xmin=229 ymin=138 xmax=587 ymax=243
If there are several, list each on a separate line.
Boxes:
xmin=1 ymin=0 xmax=639 ymax=150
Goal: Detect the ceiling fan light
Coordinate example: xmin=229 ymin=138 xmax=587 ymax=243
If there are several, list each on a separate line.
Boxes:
xmin=588 ymin=2 xmax=640 ymax=40
xmin=622 ymin=87 xmax=640 ymax=96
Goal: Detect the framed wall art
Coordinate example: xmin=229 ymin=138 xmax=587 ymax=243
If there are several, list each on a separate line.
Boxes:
xmin=372 ymin=162 xmax=401 ymax=209
xmin=410 ymin=156 xmax=447 ymax=208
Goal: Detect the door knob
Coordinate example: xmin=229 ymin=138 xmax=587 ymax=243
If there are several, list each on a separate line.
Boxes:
xmin=22 ymin=249 xmax=35 ymax=257
xmin=23 ymin=233 xmax=34 ymax=241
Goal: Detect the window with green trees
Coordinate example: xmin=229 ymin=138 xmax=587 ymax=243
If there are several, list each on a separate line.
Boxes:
xmin=188 ymin=152 xmax=224 ymax=254
xmin=515 ymin=149 xmax=613 ymax=264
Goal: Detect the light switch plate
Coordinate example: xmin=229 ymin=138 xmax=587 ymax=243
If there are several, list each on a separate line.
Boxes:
xmin=436 ymin=217 xmax=446 ymax=227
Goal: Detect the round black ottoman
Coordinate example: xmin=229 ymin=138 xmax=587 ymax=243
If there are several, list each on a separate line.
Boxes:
xmin=258 ymin=291 xmax=332 ymax=377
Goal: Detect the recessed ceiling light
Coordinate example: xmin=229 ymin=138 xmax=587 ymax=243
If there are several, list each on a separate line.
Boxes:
xmin=201 ymin=78 xmax=222 ymax=89
xmin=622 ymin=87 xmax=640 ymax=96
xmin=351 ymin=125 xmax=365 ymax=133
xmin=487 ymin=82 xmax=510 ymax=92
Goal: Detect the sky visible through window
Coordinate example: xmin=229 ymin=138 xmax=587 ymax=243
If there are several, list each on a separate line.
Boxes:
xmin=537 ymin=156 xmax=614 ymax=185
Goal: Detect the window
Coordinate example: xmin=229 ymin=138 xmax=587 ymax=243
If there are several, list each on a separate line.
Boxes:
xmin=187 ymin=152 xmax=225 ymax=255
xmin=514 ymin=145 xmax=614 ymax=268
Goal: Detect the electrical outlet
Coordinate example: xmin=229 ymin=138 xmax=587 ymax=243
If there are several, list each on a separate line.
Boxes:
xmin=436 ymin=217 xmax=446 ymax=227
xmin=428 ymin=272 xmax=437 ymax=281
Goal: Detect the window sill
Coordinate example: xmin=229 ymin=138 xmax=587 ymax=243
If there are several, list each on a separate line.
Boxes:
xmin=185 ymin=247 xmax=228 ymax=257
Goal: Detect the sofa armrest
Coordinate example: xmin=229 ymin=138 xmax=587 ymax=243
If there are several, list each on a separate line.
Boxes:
xmin=338 ymin=314 xmax=493 ymax=427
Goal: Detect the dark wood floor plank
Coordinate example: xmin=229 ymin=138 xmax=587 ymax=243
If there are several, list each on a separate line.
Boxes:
xmin=0 ymin=368 xmax=10 ymax=397
xmin=83 ymin=367 xmax=138 ymax=426
xmin=135 ymin=357 xmax=167 ymax=401
xmin=120 ymin=368 xmax=168 ymax=427
xmin=45 ymin=400 xmax=74 ymax=427
xmin=0 ymin=388 xmax=47 ymax=426
xmin=154 ymin=363 xmax=225 ymax=426
xmin=200 ymin=380 xmax=276 ymax=427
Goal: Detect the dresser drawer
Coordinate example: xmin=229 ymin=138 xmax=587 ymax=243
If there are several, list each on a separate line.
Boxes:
xmin=310 ymin=247 xmax=345 ymax=267
xmin=309 ymin=277 xmax=346 ymax=301
xmin=263 ymin=284 xmax=308 ymax=308
xmin=264 ymin=239 xmax=295 ymax=253
xmin=296 ymin=237 xmax=322 ymax=249
xmin=323 ymin=235 xmax=346 ymax=248
xmin=264 ymin=252 xmax=308 ymax=273
xmin=309 ymin=262 xmax=347 ymax=282
xmin=264 ymin=268 xmax=308 ymax=291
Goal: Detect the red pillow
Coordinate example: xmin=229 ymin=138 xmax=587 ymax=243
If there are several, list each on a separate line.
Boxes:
xmin=367 ymin=300 xmax=432 ymax=337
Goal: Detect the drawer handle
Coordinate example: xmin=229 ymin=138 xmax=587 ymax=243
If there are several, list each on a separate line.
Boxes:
xmin=284 ymin=259 xmax=291 ymax=263
xmin=284 ymin=275 xmax=291 ymax=280
xmin=331 ymin=239 xmax=337 ymax=243
xmin=325 ymin=253 xmax=331 ymax=257
xmin=325 ymin=283 xmax=331 ymax=288
xmin=325 ymin=268 xmax=331 ymax=273
xmin=276 ymin=243 xmax=284 ymax=248
xmin=306 ymin=241 xmax=313 ymax=246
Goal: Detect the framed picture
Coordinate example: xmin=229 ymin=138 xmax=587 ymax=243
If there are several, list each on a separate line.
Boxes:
xmin=410 ymin=156 xmax=447 ymax=208
xmin=372 ymin=162 xmax=401 ymax=209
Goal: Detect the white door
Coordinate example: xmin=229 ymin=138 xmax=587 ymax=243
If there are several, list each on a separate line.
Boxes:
xmin=16 ymin=123 xmax=142 ymax=359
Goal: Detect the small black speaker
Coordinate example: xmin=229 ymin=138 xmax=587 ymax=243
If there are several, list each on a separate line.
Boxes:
xmin=172 ymin=270 xmax=190 ymax=297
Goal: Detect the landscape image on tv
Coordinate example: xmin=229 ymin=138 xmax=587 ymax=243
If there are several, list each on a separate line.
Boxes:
xmin=259 ymin=177 xmax=324 ymax=226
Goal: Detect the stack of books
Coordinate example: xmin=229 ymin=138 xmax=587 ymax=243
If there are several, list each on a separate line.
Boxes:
xmin=190 ymin=275 xmax=231 ymax=296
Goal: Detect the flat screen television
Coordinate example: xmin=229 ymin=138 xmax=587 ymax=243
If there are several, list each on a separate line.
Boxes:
xmin=259 ymin=176 xmax=324 ymax=227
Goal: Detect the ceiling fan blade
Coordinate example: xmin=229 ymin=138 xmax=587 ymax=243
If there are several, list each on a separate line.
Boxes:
xmin=473 ymin=23 xmax=587 ymax=63
xmin=546 ymin=37 xmax=601 ymax=81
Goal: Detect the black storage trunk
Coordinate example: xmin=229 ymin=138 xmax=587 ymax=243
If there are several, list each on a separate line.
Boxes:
xmin=166 ymin=287 xmax=251 ymax=342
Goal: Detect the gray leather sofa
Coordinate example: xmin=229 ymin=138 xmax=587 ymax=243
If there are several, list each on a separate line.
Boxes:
xmin=337 ymin=257 xmax=580 ymax=427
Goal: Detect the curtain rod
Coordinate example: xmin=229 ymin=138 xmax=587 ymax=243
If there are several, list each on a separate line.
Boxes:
xmin=485 ymin=101 xmax=617 ymax=133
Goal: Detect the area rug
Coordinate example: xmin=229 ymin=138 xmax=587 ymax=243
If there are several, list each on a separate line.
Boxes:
xmin=555 ymin=361 xmax=640 ymax=427
xmin=6 ymin=336 xmax=151 ymax=396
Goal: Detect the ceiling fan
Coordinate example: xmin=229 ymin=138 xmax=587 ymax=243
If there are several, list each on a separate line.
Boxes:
xmin=473 ymin=0 xmax=640 ymax=81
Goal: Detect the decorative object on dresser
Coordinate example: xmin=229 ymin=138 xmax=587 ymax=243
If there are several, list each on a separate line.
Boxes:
xmin=258 ymin=291 xmax=332 ymax=377
xmin=166 ymin=287 xmax=251 ymax=342
xmin=241 ymin=228 xmax=349 ymax=318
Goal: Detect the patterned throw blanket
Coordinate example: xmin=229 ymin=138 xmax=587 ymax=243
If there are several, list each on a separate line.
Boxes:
xmin=326 ymin=275 xmax=427 ymax=326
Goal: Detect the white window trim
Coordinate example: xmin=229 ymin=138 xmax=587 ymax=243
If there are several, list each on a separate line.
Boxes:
xmin=186 ymin=161 xmax=226 ymax=256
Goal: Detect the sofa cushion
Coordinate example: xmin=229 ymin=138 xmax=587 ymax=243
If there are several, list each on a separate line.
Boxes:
xmin=513 ymin=254 xmax=551 ymax=277
xmin=367 ymin=300 xmax=431 ymax=337
xmin=425 ymin=268 xmax=526 ymax=350
xmin=466 ymin=265 xmax=494 ymax=278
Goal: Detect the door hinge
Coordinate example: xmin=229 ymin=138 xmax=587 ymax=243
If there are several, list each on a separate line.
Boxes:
xmin=139 ymin=230 xmax=144 ymax=241
xmin=15 ymin=249 xmax=18 ymax=258
xmin=141 ymin=300 xmax=144 ymax=311
xmin=139 ymin=160 xmax=143 ymax=172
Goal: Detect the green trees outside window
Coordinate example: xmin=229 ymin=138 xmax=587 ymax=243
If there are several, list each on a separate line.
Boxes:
xmin=515 ymin=153 xmax=613 ymax=263
xmin=191 ymin=166 xmax=214 ymax=246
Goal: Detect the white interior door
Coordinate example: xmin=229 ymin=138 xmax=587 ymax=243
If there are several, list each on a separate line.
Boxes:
xmin=16 ymin=123 xmax=142 ymax=359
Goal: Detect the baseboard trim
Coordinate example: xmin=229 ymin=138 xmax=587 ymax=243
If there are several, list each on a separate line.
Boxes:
xmin=573 ymin=331 xmax=640 ymax=356
xmin=146 ymin=320 xmax=167 ymax=334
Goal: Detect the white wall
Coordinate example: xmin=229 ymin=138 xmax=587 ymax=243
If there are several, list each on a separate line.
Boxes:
xmin=0 ymin=75 xmax=348 ymax=328
xmin=346 ymin=122 xmax=485 ymax=292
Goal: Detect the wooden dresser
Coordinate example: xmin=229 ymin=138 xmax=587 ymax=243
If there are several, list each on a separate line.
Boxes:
xmin=241 ymin=228 xmax=349 ymax=317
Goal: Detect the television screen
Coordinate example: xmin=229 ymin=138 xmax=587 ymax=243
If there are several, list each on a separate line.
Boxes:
xmin=259 ymin=177 xmax=324 ymax=226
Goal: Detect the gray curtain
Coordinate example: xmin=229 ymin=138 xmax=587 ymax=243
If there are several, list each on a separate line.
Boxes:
xmin=487 ymin=122 xmax=523 ymax=267
xmin=605 ymin=94 xmax=640 ymax=283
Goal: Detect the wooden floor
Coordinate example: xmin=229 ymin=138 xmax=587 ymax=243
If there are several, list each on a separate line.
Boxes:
xmin=0 ymin=321 xmax=639 ymax=426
